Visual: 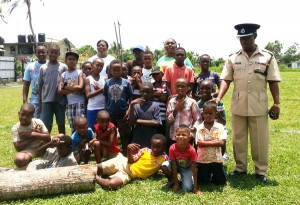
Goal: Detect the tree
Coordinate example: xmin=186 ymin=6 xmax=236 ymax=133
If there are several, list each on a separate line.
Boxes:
xmin=186 ymin=51 xmax=200 ymax=67
xmin=265 ymin=40 xmax=283 ymax=60
xmin=77 ymin=45 xmax=96 ymax=55
xmin=281 ymin=43 xmax=300 ymax=66
xmin=211 ymin=57 xmax=225 ymax=67
xmin=0 ymin=4 xmax=7 ymax=23
xmin=1 ymin=0 xmax=44 ymax=42
xmin=0 ymin=36 xmax=4 ymax=44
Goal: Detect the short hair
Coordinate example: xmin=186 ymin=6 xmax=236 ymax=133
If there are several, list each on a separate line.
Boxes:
xmin=200 ymin=79 xmax=214 ymax=88
xmin=110 ymin=59 xmax=122 ymax=68
xmin=96 ymin=39 xmax=109 ymax=49
xmin=92 ymin=58 xmax=104 ymax=65
xmin=141 ymin=82 xmax=154 ymax=90
xmin=132 ymin=65 xmax=142 ymax=72
xmin=203 ymin=101 xmax=217 ymax=112
xmin=176 ymin=77 xmax=188 ymax=84
xmin=151 ymin=134 xmax=167 ymax=143
xmin=97 ymin=110 xmax=110 ymax=118
xmin=82 ymin=61 xmax=92 ymax=68
xmin=75 ymin=116 xmax=87 ymax=125
xmin=199 ymin=54 xmax=211 ymax=61
xmin=49 ymin=43 xmax=60 ymax=50
xmin=164 ymin=38 xmax=177 ymax=46
xmin=144 ymin=50 xmax=154 ymax=56
xmin=175 ymin=47 xmax=186 ymax=54
xmin=176 ymin=124 xmax=191 ymax=135
xmin=35 ymin=45 xmax=47 ymax=52
xmin=20 ymin=103 xmax=35 ymax=115
xmin=58 ymin=135 xmax=72 ymax=148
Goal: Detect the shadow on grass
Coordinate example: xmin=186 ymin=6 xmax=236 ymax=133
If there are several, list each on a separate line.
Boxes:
xmin=227 ymin=174 xmax=279 ymax=190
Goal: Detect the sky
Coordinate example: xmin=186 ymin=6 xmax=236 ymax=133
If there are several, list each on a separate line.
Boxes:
xmin=0 ymin=0 xmax=299 ymax=59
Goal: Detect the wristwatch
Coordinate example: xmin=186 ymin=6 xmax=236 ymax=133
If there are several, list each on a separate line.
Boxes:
xmin=273 ymin=104 xmax=280 ymax=108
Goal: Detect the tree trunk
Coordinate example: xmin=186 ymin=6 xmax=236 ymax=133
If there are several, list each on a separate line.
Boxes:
xmin=0 ymin=164 xmax=97 ymax=201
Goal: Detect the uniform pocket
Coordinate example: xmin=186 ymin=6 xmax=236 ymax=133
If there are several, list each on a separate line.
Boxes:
xmin=254 ymin=65 xmax=267 ymax=81
xmin=233 ymin=65 xmax=245 ymax=80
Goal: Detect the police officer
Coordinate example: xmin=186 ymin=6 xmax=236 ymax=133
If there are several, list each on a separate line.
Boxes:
xmin=214 ymin=23 xmax=281 ymax=183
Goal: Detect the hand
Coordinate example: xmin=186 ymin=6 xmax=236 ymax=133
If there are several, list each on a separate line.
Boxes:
xmin=209 ymin=97 xmax=219 ymax=104
xmin=175 ymin=99 xmax=186 ymax=111
xmin=19 ymin=131 xmax=33 ymax=139
xmin=269 ymin=105 xmax=280 ymax=120
xmin=131 ymin=98 xmax=145 ymax=106
xmin=172 ymin=183 xmax=180 ymax=192
xmin=127 ymin=143 xmax=140 ymax=154
xmin=93 ymin=82 xmax=100 ymax=90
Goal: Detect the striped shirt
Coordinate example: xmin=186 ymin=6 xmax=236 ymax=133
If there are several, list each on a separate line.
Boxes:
xmin=152 ymin=81 xmax=168 ymax=121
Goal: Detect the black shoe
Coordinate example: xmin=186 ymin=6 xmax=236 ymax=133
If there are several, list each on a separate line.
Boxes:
xmin=229 ymin=170 xmax=247 ymax=177
xmin=255 ymin=174 xmax=268 ymax=183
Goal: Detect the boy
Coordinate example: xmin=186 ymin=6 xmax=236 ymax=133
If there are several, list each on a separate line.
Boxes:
xmin=162 ymin=47 xmax=194 ymax=95
xmin=103 ymin=59 xmax=133 ymax=155
xmin=81 ymin=61 xmax=92 ymax=78
xmin=166 ymin=78 xmax=201 ymax=142
xmin=95 ymin=134 xmax=167 ymax=190
xmin=71 ymin=116 xmax=94 ymax=164
xmin=197 ymin=80 xmax=228 ymax=160
xmin=129 ymin=82 xmax=161 ymax=148
xmin=151 ymin=66 xmax=169 ymax=136
xmin=22 ymin=45 xmax=47 ymax=119
xmin=27 ymin=134 xmax=78 ymax=170
xmin=129 ymin=66 xmax=143 ymax=99
xmin=11 ymin=103 xmax=51 ymax=168
xmin=193 ymin=54 xmax=220 ymax=100
xmin=38 ymin=43 xmax=68 ymax=134
xmin=161 ymin=125 xmax=200 ymax=194
xmin=85 ymin=58 xmax=106 ymax=129
xmin=91 ymin=110 xmax=120 ymax=163
xmin=195 ymin=102 xmax=227 ymax=185
xmin=58 ymin=51 xmax=85 ymax=133
xmin=126 ymin=45 xmax=145 ymax=76
xmin=141 ymin=50 xmax=154 ymax=83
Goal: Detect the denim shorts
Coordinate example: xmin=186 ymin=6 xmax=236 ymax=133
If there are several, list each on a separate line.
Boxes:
xmin=41 ymin=102 xmax=66 ymax=127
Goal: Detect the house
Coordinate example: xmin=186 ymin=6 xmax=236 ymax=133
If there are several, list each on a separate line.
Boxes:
xmin=2 ymin=34 xmax=76 ymax=61
xmin=291 ymin=61 xmax=300 ymax=68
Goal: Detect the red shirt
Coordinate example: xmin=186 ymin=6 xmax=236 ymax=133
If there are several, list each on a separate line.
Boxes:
xmin=169 ymin=143 xmax=197 ymax=169
xmin=94 ymin=122 xmax=120 ymax=153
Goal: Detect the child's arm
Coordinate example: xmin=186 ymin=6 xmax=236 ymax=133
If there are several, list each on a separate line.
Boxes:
xmin=128 ymin=98 xmax=145 ymax=125
xmin=136 ymin=119 xmax=160 ymax=127
xmin=97 ymin=127 xmax=117 ymax=148
xmin=171 ymin=160 xmax=180 ymax=192
xmin=191 ymin=162 xmax=200 ymax=194
xmin=66 ymin=72 xmax=84 ymax=93
xmin=197 ymin=139 xmax=225 ymax=147
xmin=13 ymin=139 xmax=34 ymax=152
xmin=57 ymin=75 xmax=71 ymax=95
xmin=19 ymin=130 xmax=51 ymax=142
xmin=85 ymin=77 xmax=104 ymax=99
xmin=37 ymin=136 xmax=60 ymax=156
xmin=127 ymin=143 xmax=141 ymax=164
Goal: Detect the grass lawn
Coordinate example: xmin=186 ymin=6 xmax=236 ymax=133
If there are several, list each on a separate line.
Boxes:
xmin=0 ymin=72 xmax=299 ymax=204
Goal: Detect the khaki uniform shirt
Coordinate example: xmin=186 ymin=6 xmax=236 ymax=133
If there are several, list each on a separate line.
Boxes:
xmin=221 ymin=46 xmax=282 ymax=116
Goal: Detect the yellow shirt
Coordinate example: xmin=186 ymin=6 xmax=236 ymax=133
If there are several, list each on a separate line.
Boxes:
xmin=130 ymin=148 xmax=167 ymax=179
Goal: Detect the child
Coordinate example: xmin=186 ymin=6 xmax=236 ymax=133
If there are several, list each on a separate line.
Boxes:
xmin=162 ymin=47 xmax=194 ymax=95
xmin=95 ymin=134 xmax=167 ymax=190
xmin=197 ymin=80 xmax=228 ymax=160
xmin=151 ymin=66 xmax=169 ymax=136
xmin=90 ymin=110 xmax=120 ymax=163
xmin=58 ymin=51 xmax=85 ymax=133
xmin=161 ymin=125 xmax=200 ymax=194
xmin=85 ymin=58 xmax=106 ymax=129
xmin=193 ymin=54 xmax=220 ymax=100
xmin=11 ymin=103 xmax=51 ymax=168
xmin=166 ymin=78 xmax=201 ymax=142
xmin=195 ymin=102 xmax=227 ymax=185
xmin=22 ymin=45 xmax=47 ymax=119
xmin=26 ymin=134 xmax=78 ymax=170
xmin=71 ymin=116 xmax=94 ymax=164
xmin=141 ymin=50 xmax=154 ymax=83
xmin=38 ymin=43 xmax=68 ymax=134
xmin=81 ymin=61 xmax=92 ymax=78
xmin=103 ymin=59 xmax=133 ymax=155
xmin=129 ymin=66 xmax=143 ymax=99
xmin=129 ymin=82 xmax=161 ymax=148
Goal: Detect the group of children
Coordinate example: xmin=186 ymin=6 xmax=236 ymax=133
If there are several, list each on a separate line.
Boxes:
xmin=10 ymin=42 xmax=230 ymax=194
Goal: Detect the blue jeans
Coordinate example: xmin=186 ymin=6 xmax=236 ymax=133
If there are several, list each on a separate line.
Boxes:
xmin=162 ymin=161 xmax=194 ymax=192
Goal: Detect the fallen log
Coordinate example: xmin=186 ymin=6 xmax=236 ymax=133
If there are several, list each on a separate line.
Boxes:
xmin=0 ymin=164 xmax=97 ymax=201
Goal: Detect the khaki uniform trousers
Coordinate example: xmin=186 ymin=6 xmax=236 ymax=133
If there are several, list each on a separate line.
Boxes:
xmin=232 ymin=114 xmax=269 ymax=175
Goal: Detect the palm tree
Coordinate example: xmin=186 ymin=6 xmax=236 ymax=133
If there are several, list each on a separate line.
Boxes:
xmin=1 ymin=0 xmax=44 ymax=42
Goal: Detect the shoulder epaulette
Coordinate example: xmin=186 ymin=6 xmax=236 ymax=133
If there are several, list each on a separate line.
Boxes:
xmin=262 ymin=49 xmax=274 ymax=57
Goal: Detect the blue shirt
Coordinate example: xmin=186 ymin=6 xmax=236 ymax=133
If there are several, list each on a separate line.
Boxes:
xmin=71 ymin=128 xmax=94 ymax=151
xmin=103 ymin=78 xmax=133 ymax=117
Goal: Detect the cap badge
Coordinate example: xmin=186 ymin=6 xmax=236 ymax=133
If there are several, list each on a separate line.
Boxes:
xmin=241 ymin=28 xmax=245 ymax=34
